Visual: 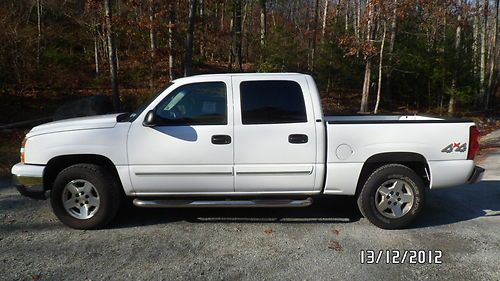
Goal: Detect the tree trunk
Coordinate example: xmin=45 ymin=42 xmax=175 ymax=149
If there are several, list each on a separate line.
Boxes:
xmin=353 ymin=0 xmax=358 ymax=39
xmin=321 ymin=0 xmax=329 ymax=41
xmin=306 ymin=3 xmax=311 ymax=70
xmin=199 ymin=0 xmax=205 ymax=59
xmin=243 ymin=0 xmax=251 ymax=62
xmin=360 ymin=0 xmax=374 ymax=113
xmin=94 ymin=25 xmax=99 ymax=77
xmin=221 ymin=1 xmax=225 ymax=31
xmin=228 ymin=18 xmax=234 ymax=70
xmin=310 ymin=0 xmax=320 ymax=73
xmin=104 ymin=0 xmax=120 ymax=112
xmin=356 ymin=0 xmax=361 ymax=40
xmin=233 ymin=0 xmax=242 ymax=71
xmin=149 ymin=0 xmax=156 ymax=90
xmin=385 ymin=0 xmax=397 ymax=101
xmin=168 ymin=3 xmax=175 ymax=81
xmin=448 ymin=0 xmax=462 ymax=115
xmin=486 ymin=0 xmax=499 ymax=109
xmin=334 ymin=0 xmax=340 ymax=25
xmin=473 ymin=0 xmax=480 ymax=79
xmin=184 ymin=0 xmax=197 ymax=77
xmin=361 ymin=59 xmax=372 ymax=112
xmin=36 ymin=0 xmax=42 ymax=68
xmin=440 ymin=5 xmax=447 ymax=115
xmin=260 ymin=0 xmax=266 ymax=47
xmin=374 ymin=22 xmax=387 ymax=114
xmin=479 ymin=0 xmax=488 ymax=107
xmin=345 ymin=0 xmax=349 ymax=32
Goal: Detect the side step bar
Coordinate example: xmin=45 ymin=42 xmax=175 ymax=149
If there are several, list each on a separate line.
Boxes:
xmin=133 ymin=197 xmax=313 ymax=208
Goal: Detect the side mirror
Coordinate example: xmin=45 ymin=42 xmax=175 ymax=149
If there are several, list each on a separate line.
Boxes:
xmin=142 ymin=110 xmax=157 ymax=127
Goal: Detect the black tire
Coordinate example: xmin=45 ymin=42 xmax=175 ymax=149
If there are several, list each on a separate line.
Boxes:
xmin=50 ymin=164 xmax=122 ymax=229
xmin=357 ymin=164 xmax=425 ymax=229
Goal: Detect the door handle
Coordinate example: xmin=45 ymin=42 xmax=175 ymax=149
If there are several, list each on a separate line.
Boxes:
xmin=288 ymin=134 xmax=308 ymax=144
xmin=211 ymin=135 xmax=231 ymax=145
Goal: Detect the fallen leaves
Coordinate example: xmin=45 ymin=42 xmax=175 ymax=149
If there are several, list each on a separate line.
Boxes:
xmin=328 ymin=240 xmax=343 ymax=251
xmin=264 ymin=228 xmax=274 ymax=235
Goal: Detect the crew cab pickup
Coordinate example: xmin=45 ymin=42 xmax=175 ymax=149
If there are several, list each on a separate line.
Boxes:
xmin=11 ymin=73 xmax=484 ymax=229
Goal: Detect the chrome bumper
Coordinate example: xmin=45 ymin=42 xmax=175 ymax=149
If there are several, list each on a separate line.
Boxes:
xmin=11 ymin=163 xmax=47 ymax=200
xmin=467 ymin=166 xmax=485 ymax=184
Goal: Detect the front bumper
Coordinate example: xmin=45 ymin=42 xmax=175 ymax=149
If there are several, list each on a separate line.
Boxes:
xmin=467 ymin=165 xmax=485 ymax=184
xmin=11 ymin=163 xmax=47 ymax=200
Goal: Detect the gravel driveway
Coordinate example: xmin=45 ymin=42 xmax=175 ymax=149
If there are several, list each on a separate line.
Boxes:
xmin=1 ymin=153 xmax=499 ymax=281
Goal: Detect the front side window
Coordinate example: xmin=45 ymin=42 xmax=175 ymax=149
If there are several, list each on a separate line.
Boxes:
xmin=240 ymin=80 xmax=307 ymax=124
xmin=155 ymin=82 xmax=227 ymax=125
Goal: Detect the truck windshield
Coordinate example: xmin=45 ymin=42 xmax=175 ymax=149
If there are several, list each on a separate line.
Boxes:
xmin=126 ymin=82 xmax=174 ymax=122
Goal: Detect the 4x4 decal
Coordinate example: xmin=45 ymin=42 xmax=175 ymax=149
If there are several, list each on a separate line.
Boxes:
xmin=441 ymin=142 xmax=467 ymax=153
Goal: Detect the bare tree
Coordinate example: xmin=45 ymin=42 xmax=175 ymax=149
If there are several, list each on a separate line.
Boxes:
xmin=345 ymin=0 xmax=349 ymax=32
xmin=448 ymin=0 xmax=462 ymax=115
xmin=228 ymin=16 xmax=234 ymax=69
xmin=242 ymin=0 xmax=250 ymax=62
xmin=360 ymin=0 xmax=374 ymax=113
xmin=92 ymin=9 xmax=100 ymax=77
xmin=104 ymin=0 xmax=120 ymax=111
xmin=355 ymin=0 xmax=361 ymax=40
xmin=385 ymin=0 xmax=397 ymax=100
xmin=473 ymin=0 xmax=480 ymax=78
xmin=260 ymin=0 xmax=266 ymax=47
xmin=306 ymin=2 xmax=312 ymax=70
xmin=220 ymin=1 xmax=225 ymax=31
xmin=149 ymin=0 xmax=156 ymax=89
xmin=486 ymin=0 xmax=499 ymax=109
xmin=36 ymin=0 xmax=43 ymax=68
xmin=439 ymin=4 xmax=447 ymax=114
xmin=374 ymin=22 xmax=386 ymax=114
xmin=233 ymin=0 xmax=243 ymax=71
xmin=199 ymin=0 xmax=205 ymax=59
xmin=310 ymin=0 xmax=320 ymax=72
xmin=184 ymin=0 xmax=197 ymax=77
xmin=478 ymin=0 xmax=488 ymax=107
xmin=168 ymin=3 xmax=175 ymax=81
xmin=321 ymin=0 xmax=329 ymax=41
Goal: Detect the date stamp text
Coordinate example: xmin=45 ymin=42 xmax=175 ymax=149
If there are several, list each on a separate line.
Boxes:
xmin=360 ymin=249 xmax=443 ymax=264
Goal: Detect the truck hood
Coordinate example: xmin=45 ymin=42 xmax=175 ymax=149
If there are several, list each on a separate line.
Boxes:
xmin=27 ymin=114 xmax=121 ymax=138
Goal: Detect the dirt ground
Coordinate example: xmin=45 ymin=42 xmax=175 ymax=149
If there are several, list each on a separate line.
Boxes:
xmin=0 ymin=149 xmax=499 ymax=280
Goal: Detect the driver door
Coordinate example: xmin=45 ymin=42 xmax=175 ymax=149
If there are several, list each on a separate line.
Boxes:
xmin=127 ymin=78 xmax=234 ymax=195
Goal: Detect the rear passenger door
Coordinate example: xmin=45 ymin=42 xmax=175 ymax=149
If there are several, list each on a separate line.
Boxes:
xmin=232 ymin=76 xmax=317 ymax=193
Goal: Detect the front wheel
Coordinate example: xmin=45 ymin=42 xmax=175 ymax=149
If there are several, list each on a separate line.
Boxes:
xmin=357 ymin=164 xmax=425 ymax=229
xmin=50 ymin=164 xmax=122 ymax=229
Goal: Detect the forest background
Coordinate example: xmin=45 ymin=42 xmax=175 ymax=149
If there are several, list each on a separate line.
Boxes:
xmin=1 ymin=0 xmax=499 ymax=175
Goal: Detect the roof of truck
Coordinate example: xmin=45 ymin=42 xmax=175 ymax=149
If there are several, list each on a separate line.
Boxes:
xmin=172 ymin=72 xmax=308 ymax=83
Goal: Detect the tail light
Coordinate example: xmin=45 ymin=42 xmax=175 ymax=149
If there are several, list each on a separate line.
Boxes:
xmin=467 ymin=126 xmax=480 ymax=160
xmin=20 ymin=138 xmax=26 ymax=163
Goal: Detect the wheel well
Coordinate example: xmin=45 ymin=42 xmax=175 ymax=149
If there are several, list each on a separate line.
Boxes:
xmin=43 ymin=154 xmax=122 ymax=191
xmin=355 ymin=152 xmax=430 ymax=195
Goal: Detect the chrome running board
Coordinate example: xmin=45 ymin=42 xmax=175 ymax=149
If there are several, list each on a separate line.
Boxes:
xmin=133 ymin=197 xmax=313 ymax=208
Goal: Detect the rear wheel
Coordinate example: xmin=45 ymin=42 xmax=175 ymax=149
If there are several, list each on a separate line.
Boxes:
xmin=50 ymin=164 xmax=121 ymax=229
xmin=357 ymin=164 xmax=425 ymax=229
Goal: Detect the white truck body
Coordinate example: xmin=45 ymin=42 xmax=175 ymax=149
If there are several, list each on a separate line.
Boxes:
xmin=11 ymin=73 xmax=484 ymax=229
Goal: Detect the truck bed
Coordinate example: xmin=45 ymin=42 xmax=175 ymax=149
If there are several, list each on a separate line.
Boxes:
xmin=322 ymin=114 xmax=476 ymax=195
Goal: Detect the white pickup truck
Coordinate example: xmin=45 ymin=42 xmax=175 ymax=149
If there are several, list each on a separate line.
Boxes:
xmin=12 ymin=73 xmax=484 ymax=229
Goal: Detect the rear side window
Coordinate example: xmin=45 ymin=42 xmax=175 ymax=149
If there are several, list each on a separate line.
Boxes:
xmin=240 ymin=80 xmax=307 ymax=124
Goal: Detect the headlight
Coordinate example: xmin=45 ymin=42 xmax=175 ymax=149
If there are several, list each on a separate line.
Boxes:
xmin=20 ymin=137 xmax=27 ymax=163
